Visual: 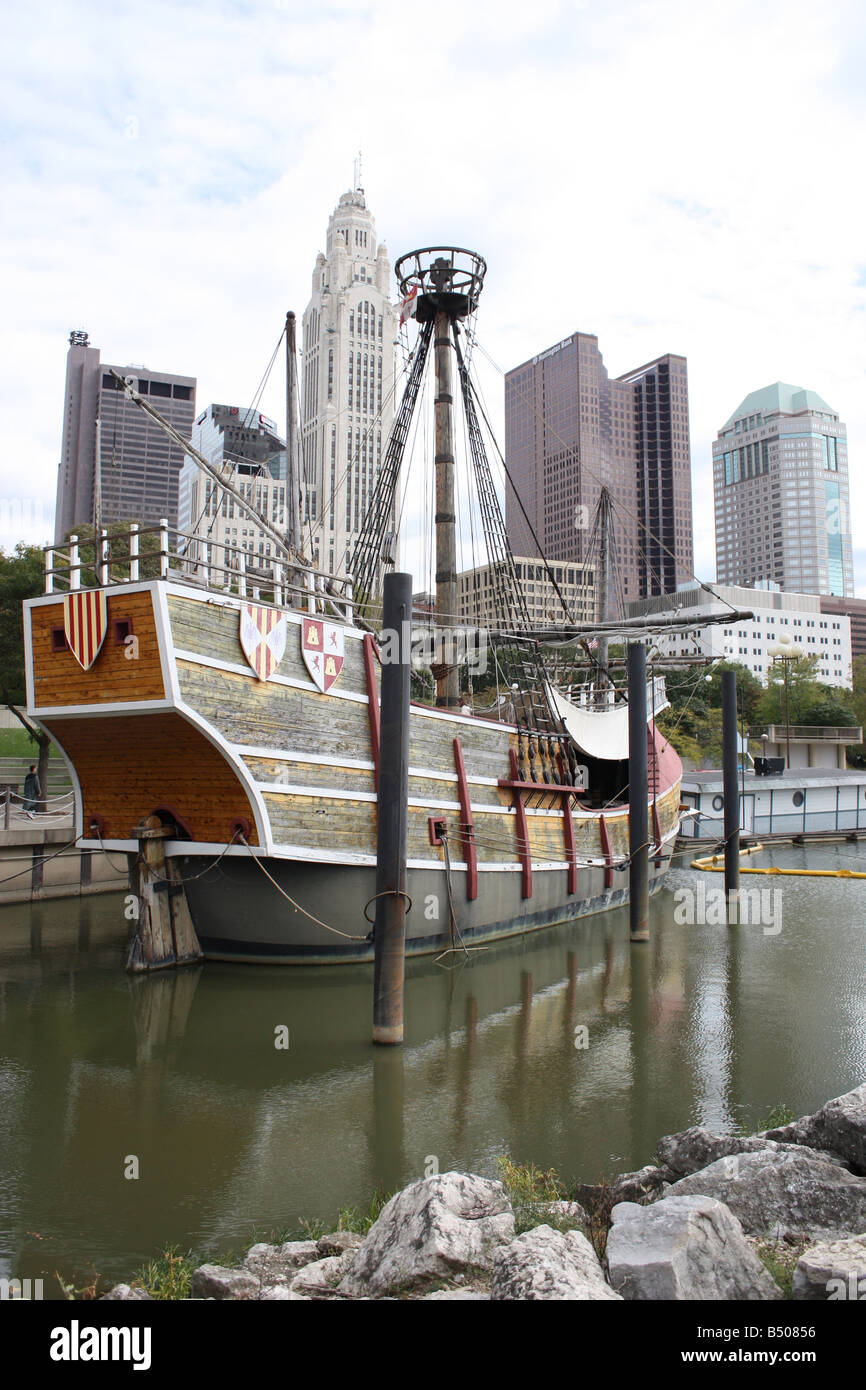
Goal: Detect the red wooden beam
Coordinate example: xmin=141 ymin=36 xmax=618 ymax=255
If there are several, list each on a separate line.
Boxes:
xmin=562 ymin=798 xmax=578 ymax=895
xmin=599 ymin=814 xmax=614 ymax=890
xmin=452 ymin=737 xmax=477 ymax=900
xmin=508 ymin=748 xmax=532 ymax=899
xmin=363 ymin=633 xmax=380 ymax=791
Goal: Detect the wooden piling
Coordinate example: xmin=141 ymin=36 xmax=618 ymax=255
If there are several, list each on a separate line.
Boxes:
xmin=722 ymin=669 xmax=740 ymax=921
xmin=127 ymin=815 xmax=203 ymax=972
xmin=372 ymin=572 xmax=412 ymax=1045
xmin=628 ymin=641 xmax=649 ymax=942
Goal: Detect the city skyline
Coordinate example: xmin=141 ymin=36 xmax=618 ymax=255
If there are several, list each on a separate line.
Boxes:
xmin=2 ymin=0 xmax=864 ymax=595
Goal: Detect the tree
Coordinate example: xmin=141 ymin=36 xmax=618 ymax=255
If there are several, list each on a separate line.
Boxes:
xmin=0 ymin=544 xmax=45 ymax=705
xmin=0 ymin=543 xmax=53 ymax=809
xmin=755 ymin=653 xmax=825 ymax=725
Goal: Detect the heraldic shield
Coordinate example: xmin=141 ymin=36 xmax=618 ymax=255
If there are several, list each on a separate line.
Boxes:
xmin=301 ymin=618 xmax=345 ymax=693
xmin=63 ymin=591 xmax=108 ymax=671
xmin=239 ymin=604 xmax=288 ymax=681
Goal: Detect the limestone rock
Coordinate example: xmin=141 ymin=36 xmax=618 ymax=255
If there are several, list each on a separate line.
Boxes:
xmin=257 ymin=1285 xmax=312 ymax=1300
xmin=607 ymin=1195 xmax=782 ymax=1300
xmin=669 ymin=1150 xmax=866 ymax=1238
xmin=491 ymin=1224 xmax=621 ymax=1301
xmin=291 ymin=1249 xmax=357 ymax=1295
xmin=762 ymin=1083 xmax=866 ymax=1174
xmin=101 ymin=1284 xmax=152 ymax=1301
xmin=242 ymin=1240 xmax=319 ymax=1286
xmin=191 ymin=1264 xmax=259 ymax=1300
xmin=656 ymin=1126 xmax=848 ymax=1179
xmin=422 ymin=1289 xmax=491 ymax=1300
xmin=338 ymin=1172 xmax=514 ymax=1298
xmin=611 ymin=1165 xmax=672 ymax=1204
xmin=545 ymin=1199 xmax=589 ymax=1226
xmin=317 ymin=1231 xmax=364 ymax=1258
xmin=793 ymin=1233 xmax=866 ymax=1300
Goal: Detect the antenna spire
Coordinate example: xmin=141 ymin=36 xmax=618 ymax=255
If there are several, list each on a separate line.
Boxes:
xmin=354 ymin=150 xmax=362 ymax=191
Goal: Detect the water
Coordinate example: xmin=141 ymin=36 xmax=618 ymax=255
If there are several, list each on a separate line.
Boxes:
xmin=2 ymin=842 xmax=865 ymax=1295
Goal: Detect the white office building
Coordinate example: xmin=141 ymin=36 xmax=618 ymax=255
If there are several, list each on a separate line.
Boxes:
xmin=301 ymin=183 xmax=398 ymax=578
xmin=626 ymin=582 xmax=852 ymax=690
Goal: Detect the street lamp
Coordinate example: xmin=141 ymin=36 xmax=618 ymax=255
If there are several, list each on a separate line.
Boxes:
xmin=767 ymin=631 xmax=803 ymax=770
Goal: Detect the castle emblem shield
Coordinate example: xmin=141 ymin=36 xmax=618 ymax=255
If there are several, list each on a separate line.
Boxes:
xmin=301 ymin=619 xmax=345 ymax=693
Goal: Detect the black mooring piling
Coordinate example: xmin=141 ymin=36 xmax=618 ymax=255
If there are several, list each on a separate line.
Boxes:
xmin=628 ymin=641 xmax=649 ymax=942
xmin=372 ymin=571 xmax=412 ymax=1045
xmin=722 ymin=669 xmax=740 ymax=920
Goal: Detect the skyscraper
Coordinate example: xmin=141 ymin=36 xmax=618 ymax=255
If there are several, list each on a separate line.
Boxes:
xmin=301 ymin=184 xmax=398 ymax=577
xmin=504 ymin=333 xmax=693 ymax=606
xmin=178 ymin=403 xmax=286 ymax=563
xmin=713 ymin=383 xmax=853 ymax=598
xmin=55 ymin=331 xmax=196 ymax=542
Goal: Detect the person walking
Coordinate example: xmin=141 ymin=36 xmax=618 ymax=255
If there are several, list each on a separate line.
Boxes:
xmin=22 ymin=764 xmax=41 ymax=817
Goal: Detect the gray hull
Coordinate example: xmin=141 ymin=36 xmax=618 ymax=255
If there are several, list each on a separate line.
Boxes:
xmin=180 ymin=848 xmax=675 ymax=965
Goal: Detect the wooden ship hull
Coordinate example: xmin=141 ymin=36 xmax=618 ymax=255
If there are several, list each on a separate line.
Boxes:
xmin=23 ymin=579 xmax=682 ymax=964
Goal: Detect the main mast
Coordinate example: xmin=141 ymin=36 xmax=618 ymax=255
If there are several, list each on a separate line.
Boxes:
xmin=394 ymin=248 xmax=486 ymax=708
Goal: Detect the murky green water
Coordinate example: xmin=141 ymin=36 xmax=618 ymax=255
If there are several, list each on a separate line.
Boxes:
xmin=2 ymin=842 xmax=865 ymax=1295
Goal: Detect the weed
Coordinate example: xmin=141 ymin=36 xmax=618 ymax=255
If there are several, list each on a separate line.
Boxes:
xmin=496 ymin=1155 xmax=568 ymax=1235
xmin=134 ymin=1245 xmax=197 ymax=1301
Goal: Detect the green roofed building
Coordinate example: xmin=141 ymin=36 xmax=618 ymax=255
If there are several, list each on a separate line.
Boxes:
xmin=713 ymin=381 xmax=852 ymax=598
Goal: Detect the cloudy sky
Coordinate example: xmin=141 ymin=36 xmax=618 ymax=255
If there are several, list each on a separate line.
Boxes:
xmin=2 ymin=0 xmax=864 ymax=590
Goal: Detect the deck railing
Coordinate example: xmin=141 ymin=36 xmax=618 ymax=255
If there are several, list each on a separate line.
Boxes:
xmin=749 ymin=724 xmax=863 ymax=743
xmin=42 ymin=522 xmax=355 ymax=622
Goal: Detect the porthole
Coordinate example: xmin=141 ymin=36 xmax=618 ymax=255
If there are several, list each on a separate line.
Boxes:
xmin=712 ymin=795 xmax=724 ymax=812
xmin=792 ymin=791 xmax=805 ymax=808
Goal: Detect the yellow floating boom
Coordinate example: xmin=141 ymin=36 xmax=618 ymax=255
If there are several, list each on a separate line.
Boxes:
xmin=690 ymin=843 xmax=866 ymax=878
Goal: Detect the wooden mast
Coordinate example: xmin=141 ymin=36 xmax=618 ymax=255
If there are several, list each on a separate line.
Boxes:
xmin=434 ymin=305 xmax=460 ymax=709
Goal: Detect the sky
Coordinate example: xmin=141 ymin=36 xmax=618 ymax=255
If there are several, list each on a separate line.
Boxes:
xmin=2 ymin=0 xmax=864 ymax=591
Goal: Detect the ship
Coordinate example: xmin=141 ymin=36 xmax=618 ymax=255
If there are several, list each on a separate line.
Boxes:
xmin=23 ymin=247 xmax=691 ymax=966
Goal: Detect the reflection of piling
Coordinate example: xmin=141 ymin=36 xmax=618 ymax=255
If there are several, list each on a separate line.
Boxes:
xmin=128 ymin=816 xmax=203 ymax=972
xmin=628 ymin=642 xmax=649 ymax=942
xmin=722 ymin=670 xmax=740 ymax=919
xmin=372 ymin=572 xmax=412 ymax=1045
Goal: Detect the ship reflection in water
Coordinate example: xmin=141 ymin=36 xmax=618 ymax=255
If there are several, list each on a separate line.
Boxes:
xmin=2 ymin=841 xmax=866 ymax=1294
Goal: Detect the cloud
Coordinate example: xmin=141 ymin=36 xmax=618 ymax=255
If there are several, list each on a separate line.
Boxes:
xmin=2 ymin=0 xmax=865 ymax=600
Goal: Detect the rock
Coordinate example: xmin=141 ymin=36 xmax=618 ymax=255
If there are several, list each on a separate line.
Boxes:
xmin=606 ymin=1196 xmax=782 ymax=1301
xmin=257 ymin=1285 xmax=312 ymax=1300
xmin=656 ymin=1126 xmax=849 ymax=1179
xmin=668 ymin=1150 xmax=866 ymax=1238
xmin=762 ymin=1083 xmax=866 ymax=1174
xmin=545 ymin=1200 xmax=589 ymax=1226
xmin=291 ymin=1249 xmax=357 ymax=1295
xmin=492 ymin=1224 xmax=620 ymax=1301
xmin=101 ymin=1284 xmax=152 ymax=1301
xmin=792 ymin=1234 xmax=866 ymax=1301
xmin=338 ymin=1172 xmax=514 ymax=1299
xmin=242 ymin=1240 xmax=320 ymax=1286
xmin=422 ymin=1289 xmax=491 ymax=1300
xmin=316 ymin=1231 xmax=364 ymax=1258
xmin=191 ymin=1264 xmax=259 ymax=1300
xmin=611 ymin=1165 xmax=672 ymax=1204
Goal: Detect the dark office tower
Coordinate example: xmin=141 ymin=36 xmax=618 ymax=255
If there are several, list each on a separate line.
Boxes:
xmin=54 ymin=330 xmax=196 ymax=542
xmin=504 ymin=333 xmax=693 ymax=606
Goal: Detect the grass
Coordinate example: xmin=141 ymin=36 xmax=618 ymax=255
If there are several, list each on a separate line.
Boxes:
xmin=736 ymin=1102 xmax=797 ymax=1136
xmin=754 ymin=1233 xmax=809 ymax=1299
xmin=133 ymin=1245 xmax=198 ymax=1301
xmin=334 ymin=1186 xmax=393 ymax=1235
xmin=0 ymin=728 xmax=54 ymax=757
xmin=496 ymin=1156 xmax=577 ymax=1236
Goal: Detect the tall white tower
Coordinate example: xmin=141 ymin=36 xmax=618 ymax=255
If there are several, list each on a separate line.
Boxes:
xmin=302 ymin=182 xmax=398 ymax=577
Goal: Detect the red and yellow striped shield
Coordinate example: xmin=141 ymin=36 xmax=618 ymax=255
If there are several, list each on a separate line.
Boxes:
xmin=239 ymin=604 xmax=287 ymax=681
xmin=63 ymin=591 xmax=108 ymax=671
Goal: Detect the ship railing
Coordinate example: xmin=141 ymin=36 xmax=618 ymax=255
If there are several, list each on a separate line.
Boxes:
xmin=42 ymin=523 xmax=355 ymax=622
